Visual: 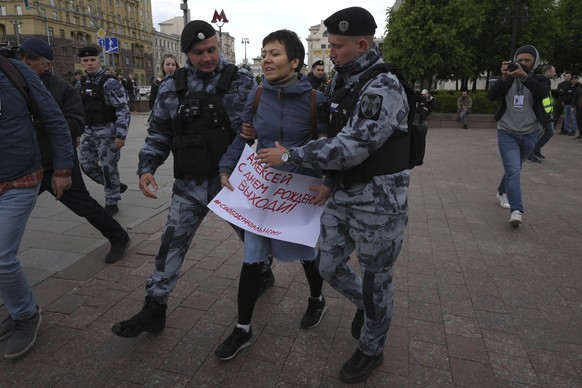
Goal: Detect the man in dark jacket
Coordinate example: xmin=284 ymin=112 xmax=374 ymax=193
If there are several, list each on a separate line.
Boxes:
xmin=306 ymin=59 xmax=327 ymax=91
xmin=555 ymin=72 xmax=571 ymax=134
xmin=19 ymin=38 xmax=131 ymax=264
xmin=0 ymin=49 xmax=73 ymax=359
xmin=487 ymin=45 xmax=549 ymax=227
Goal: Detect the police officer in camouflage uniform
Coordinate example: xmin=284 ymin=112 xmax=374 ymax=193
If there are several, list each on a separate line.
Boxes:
xmin=111 ymin=20 xmax=256 ymax=338
xmin=77 ymin=46 xmax=131 ymax=216
xmin=257 ymin=7 xmax=409 ymax=384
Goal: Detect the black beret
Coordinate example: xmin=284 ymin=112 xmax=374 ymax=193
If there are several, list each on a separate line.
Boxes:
xmin=181 ymin=20 xmax=216 ymax=52
xmin=324 ymin=7 xmax=377 ymax=36
xmin=20 ymin=38 xmax=54 ymax=61
xmin=312 ymin=60 xmax=324 ymax=68
xmin=78 ymin=46 xmax=99 ymax=57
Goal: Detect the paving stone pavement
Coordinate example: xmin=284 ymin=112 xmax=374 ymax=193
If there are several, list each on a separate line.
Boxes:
xmin=1 ymin=114 xmax=582 ymax=387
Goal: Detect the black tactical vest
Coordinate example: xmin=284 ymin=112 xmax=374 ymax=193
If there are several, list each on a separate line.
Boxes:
xmin=171 ymin=64 xmax=238 ymax=179
xmin=80 ymin=75 xmax=117 ymax=125
xmin=326 ymin=64 xmax=411 ymax=187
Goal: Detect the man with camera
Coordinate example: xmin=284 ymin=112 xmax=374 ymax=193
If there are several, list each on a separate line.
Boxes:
xmin=488 ymin=45 xmax=549 ymax=227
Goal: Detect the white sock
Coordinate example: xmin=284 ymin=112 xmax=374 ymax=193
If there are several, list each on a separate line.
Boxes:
xmin=236 ymin=323 xmax=251 ymax=332
xmin=310 ymin=294 xmax=323 ymax=301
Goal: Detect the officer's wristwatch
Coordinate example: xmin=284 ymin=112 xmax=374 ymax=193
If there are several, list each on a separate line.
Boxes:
xmin=281 ymin=148 xmax=294 ymax=164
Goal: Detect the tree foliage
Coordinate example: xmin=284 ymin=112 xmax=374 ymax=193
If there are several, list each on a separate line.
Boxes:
xmin=382 ymin=0 xmax=579 ymax=88
xmin=384 ymin=0 xmax=482 ymax=83
xmin=548 ymin=0 xmax=582 ymax=74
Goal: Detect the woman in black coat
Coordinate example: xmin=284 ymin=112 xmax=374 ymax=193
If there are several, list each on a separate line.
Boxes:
xmin=149 ymin=54 xmax=179 ymax=110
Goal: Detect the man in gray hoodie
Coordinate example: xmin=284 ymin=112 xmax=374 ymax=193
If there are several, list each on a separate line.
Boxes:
xmin=487 ymin=45 xmax=549 ymax=227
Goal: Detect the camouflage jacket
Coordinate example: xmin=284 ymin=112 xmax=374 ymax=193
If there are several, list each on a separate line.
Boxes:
xmin=78 ymin=68 xmax=131 ymax=139
xmin=139 ymin=55 xmax=256 ymax=201
xmin=288 ymin=45 xmax=410 ymax=214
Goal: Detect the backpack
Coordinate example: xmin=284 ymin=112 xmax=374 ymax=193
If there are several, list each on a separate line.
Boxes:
xmin=356 ymin=63 xmax=427 ymax=169
xmin=252 ymin=86 xmax=319 ymax=139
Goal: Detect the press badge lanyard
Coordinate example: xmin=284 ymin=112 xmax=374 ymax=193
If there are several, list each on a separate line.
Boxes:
xmin=513 ymin=80 xmax=525 ymax=109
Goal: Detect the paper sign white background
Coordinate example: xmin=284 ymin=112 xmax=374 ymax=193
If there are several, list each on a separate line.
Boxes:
xmin=208 ymin=145 xmax=325 ymax=247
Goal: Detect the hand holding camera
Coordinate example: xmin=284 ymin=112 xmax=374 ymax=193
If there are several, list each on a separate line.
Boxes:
xmin=501 ymin=60 xmax=526 ymax=80
xmin=507 ymin=62 xmax=519 ymax=72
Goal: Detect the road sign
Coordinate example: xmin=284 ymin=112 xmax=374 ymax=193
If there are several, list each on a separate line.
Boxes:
xmin=96 ymin=28 xmax=106 ymax=39
xmin=99 ymin=37 xmax=119 ymax=53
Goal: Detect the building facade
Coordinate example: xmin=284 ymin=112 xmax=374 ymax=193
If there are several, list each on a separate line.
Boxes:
xmin=0 ymin=0 xmax=154 ymax=85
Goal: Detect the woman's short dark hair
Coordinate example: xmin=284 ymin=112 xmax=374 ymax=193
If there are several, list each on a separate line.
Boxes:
xmin=262 ymin=30 xmax=305 ymax=73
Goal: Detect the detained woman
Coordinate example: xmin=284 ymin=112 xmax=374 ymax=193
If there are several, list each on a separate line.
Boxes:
xmin=215 ymin=29 xmax=331 ymax=361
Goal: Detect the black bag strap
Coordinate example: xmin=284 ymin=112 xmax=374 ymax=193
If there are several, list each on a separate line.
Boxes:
xmin=0 ymin=56 xmax=35 ymax=114
xmin=215 ymin=64 xmax=238 ymax=96
xmin=174 ymin=67 xmax=188 ymax=94
xmin=175 ymin=64 xmax=238 ymax=100
xmin=354 ymin=63 xmax=417 ymax=127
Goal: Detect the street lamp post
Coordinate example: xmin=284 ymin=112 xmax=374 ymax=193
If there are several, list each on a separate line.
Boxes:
xmin=503 ymin=0 xmax=529 ymax=58
xmin=211 ymin=10 xmax=229 ymax=49
xmin=241 ymin=38 xmax=249 ymax=66
xmin=180 ymin=0 xmax=190 ymax=26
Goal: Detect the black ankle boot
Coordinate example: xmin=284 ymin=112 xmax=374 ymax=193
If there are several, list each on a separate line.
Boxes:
xmin=111 ymin=296 xmax=167 ymax=338
xmin=339 ymin=348 xmax=384 ymax=384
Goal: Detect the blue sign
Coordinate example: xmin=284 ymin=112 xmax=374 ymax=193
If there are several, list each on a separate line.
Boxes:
xmin=98 ymin=37 xmax=119 ymax=53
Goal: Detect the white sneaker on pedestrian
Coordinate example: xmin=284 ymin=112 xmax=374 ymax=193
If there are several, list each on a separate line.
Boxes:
xmin=509 ymin=210 xmax=522 ymax=227
xmin=496 ymin=192 xmax=510 ymax=209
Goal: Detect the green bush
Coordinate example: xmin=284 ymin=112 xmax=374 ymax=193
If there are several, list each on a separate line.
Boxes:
xmin=430 ymin=90 xmax=499 ymax=114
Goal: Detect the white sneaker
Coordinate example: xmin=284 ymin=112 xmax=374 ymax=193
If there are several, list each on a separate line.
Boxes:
xmin=509 ymin=210 xmax=522 ymax=227
xmin=496 ymin=193 xmax=510 ymax=209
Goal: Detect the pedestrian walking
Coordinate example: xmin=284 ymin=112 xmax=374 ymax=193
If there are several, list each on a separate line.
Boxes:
xmin=488 ymin=45 xmax=549 ymax=227
xmin=19 ymin=38 xmax=131 ymax=264
xmin=0 ymin=50 xmax=73 ymax=359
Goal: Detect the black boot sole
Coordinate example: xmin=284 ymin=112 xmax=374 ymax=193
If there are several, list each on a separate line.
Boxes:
xmin=339 ymin=354 xmax=384 ymax=384
xmin=111 ymin=321 xmax=165 ymax=338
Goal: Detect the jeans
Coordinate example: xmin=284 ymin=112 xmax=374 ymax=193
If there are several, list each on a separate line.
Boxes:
xmin=497 ymin=130 xmax=538 ymax=213
xmin=0 ymin=186 xmax=39 ymax=320
xmin=458 ymin=110 xmax=469 ymax=126
xmin=535 ymin=120 xmax=555 ymax=152
xmin=564 ymin=105 xmax=578 ymax=133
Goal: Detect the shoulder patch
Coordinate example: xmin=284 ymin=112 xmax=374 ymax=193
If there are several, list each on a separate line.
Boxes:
xmin=359 ymin=93 xmax=383 ymax=120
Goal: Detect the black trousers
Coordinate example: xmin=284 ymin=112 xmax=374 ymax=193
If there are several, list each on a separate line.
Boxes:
xmin=40 ymin=161 xmax=127 ymax=243
xmin=418 ymin=109 xmax=431 ymax=124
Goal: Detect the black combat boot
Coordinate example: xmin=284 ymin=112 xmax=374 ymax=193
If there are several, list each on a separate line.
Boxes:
xmin=339 ymin=348 xmax=384 ymax=384
xmin=111 ymin=296 xmax=167 ymax=338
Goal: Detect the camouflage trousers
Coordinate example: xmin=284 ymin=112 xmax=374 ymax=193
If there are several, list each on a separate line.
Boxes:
xmin=146 ymin=194 xmax=210 ymax=303
xmin=79 ymin=135 xmax=121 ymax=205
xmin=318 ymin=200 xmax=407 ymax=356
